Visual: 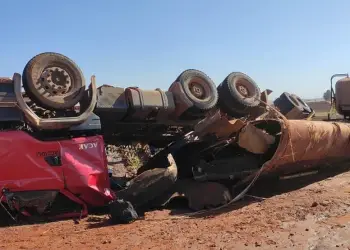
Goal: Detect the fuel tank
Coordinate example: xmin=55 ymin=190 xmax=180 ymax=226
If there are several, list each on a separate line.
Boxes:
xmin=335 ymin=77 xmax=350 ymax=116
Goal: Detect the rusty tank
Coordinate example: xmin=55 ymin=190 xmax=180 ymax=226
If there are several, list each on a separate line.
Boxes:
xmin=245 ymin=118 xmax=350 ymax=178
xmin=335 ymin=76 xmax=350 ymax=116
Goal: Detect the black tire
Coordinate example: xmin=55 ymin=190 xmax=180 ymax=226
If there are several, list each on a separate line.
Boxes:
xmin=174 ymin=69 xmax=218 ymax=111
xmin=22 ymin=52 xmax=85 ymax=110
xmin=217 ymin=72 xmax=261 ymax=117
xmin=291 ymin=94 xmax=312 ymax=113
xmin=117 ymin=166 xmax=177 ymax=209
xmin=273 ymin=92 xmax=303 ymax=115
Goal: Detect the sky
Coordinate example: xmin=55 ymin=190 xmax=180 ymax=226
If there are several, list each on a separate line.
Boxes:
xmin=1 ymin=0 xmax=350 ymax=100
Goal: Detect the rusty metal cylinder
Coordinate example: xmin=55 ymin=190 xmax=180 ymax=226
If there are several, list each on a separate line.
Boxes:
xmin=335 ymin=77 xmax=350 ymax=116
xmin=251 ymin=119 xmax=350 ymax=176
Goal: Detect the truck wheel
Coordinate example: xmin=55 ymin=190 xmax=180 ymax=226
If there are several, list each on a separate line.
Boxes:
xmin=22 ymin=52 xmax=85 ymax=110
xmin=291 ymin=94 xmax=312 ymax=113
xmin=217 ymin=72 xmax=261 ymax=117
xmin=117 ymin=159 xmax=177 ymax=209
xmin=175 ymin=69 xmax=218 ymax=112
xmin=273 ymin=92 xmax=303 ymax=115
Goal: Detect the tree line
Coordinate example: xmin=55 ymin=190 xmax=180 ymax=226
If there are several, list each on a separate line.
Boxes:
xmin=323 ymin=90 xmax=331 ymax=101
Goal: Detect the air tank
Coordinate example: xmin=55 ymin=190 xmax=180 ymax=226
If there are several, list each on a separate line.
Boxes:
xmin=335 ymin=77 xmax=350 ymax=116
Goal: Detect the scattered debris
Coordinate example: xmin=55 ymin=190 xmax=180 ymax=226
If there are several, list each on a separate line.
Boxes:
xmin=109 ymin=199 xmax=138 ymax=224
xmin=192 ymin=156 xmax=260 ymax=182
xmin=177 ymin=181 xmax=232 ymax=211
xmin=155 ymin=180 xmax=233 ymax=211
xmin=237 ymin=123 xmax=275 ymax=154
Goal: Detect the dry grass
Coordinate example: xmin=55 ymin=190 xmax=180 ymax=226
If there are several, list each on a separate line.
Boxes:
xmin=106 ymin=143 xmax=152 ymax=177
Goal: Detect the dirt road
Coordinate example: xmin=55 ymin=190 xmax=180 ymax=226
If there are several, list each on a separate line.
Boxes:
xmin=1 ymin=169 xmax=350 ymax=250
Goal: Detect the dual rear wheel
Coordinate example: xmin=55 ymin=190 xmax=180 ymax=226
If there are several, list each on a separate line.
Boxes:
xmin=170 ymin=70 xmax=263 ymax=117
xmin=217 ymin=72 xmax=262 ymax=117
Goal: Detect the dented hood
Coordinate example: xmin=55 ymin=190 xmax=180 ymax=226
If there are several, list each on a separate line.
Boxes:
xmin=60 ymin=135 xmax=114 ymax=206
xmin=0 ymin=131 xmax=113 ymax=208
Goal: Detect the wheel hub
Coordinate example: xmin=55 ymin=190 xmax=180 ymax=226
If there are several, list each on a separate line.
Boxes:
xmin=190 ymin=82 xmax=205 ymax=99
xmin=39 ymin=67 xmax=72 ymax=96
xmin=237 ymin=85 xmax=249 ymax=97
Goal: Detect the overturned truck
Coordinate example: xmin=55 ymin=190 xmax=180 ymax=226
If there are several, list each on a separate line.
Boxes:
xmin=0 ymin=51 xmax=235 ymax=221
xmin=0 ymin=52 xmax=266 ymax=220
xmin=0 ymin=50 xmax=347 ymax=223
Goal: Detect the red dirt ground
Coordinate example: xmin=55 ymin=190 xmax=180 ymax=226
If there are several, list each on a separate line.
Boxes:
xmin=1 ymin=169 xmax=350 ymax=250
